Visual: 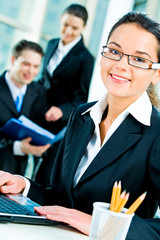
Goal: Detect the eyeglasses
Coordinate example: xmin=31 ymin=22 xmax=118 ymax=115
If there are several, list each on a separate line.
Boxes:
xmin=101 ymin=46 xmax=160 ymax=70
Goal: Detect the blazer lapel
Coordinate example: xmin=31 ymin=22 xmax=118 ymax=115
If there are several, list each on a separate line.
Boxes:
xmin=20 ymin=84 xmax=37 ymax=115
xmin=0 ymin=76 xmax=18 ymax=116
xmin=44 ymin=40 xmax=59 ymax=66
xmin=63 ymin=113 xmax=95 ymax=193
xmin=53 ymin=38 xmax=84 ymax=75
xmin=77 ymin=114 xmax=143 ymax=185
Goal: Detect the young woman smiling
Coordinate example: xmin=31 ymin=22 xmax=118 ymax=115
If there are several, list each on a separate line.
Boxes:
xmin=0 ymin=12 xmax=160 ymax=240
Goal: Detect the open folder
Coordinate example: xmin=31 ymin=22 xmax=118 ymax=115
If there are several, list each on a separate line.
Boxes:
xmin=0 ymin=115 xmax=66 ymax=146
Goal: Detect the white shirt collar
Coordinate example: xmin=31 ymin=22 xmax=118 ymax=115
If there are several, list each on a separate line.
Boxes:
xmin=126 ymin=92 xmax=152 ymax=126
xmin=82 ymin=92 xmax=152 ymax=126
xmin=57 ymin=35 xmax=81 ymax=54
xmin=5 ymin=71 xmax=27 ymax=101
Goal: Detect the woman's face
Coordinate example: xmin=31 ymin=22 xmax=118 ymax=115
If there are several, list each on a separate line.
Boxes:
xmin=100 ymin=23 xmax=160 ymax=102
xmin=60 ymin=13 xmax=85 ymax=45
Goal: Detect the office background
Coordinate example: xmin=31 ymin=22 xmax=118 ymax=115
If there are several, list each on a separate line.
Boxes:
xmin=0 ymin=0 xmax=160 ymax=100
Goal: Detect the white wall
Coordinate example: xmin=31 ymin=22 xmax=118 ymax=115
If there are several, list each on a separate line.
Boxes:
xmin=88 ymin=0 xmax=134 ymax=102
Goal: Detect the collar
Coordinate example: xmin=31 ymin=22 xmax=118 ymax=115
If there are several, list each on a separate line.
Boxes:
xmin=5 ymin=71 xmax=27 ymax=101
xmin=82 ymin=92 xmax=152 ymax=126
xmin=127 ymin=91 xmax=152 ymax=126
xmin=58 ymin=35 xmax=81 ymax=54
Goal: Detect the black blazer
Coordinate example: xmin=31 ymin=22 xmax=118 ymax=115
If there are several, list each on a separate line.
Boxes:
xmin=29 ymin=101 xmax=160 ymax=240
xmin=0 ymin=71 xmax=48 ymax=175
xmin=39 ymin=37 xmax=94 ymax=133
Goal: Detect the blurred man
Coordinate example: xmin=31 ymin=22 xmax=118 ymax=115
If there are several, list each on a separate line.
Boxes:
xmin=0 ymin=39 xmax=50 ymax=175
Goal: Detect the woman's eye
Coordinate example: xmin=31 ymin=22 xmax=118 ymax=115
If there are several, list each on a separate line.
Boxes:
xmin=110 ymin=49 xmax=119 ymax=55
xmin=133 ymin=57 xmax=146 ymax=63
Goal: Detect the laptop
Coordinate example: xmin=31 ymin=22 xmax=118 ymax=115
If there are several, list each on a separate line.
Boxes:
xmin=0 ymin=193 xmax=59 ymax=225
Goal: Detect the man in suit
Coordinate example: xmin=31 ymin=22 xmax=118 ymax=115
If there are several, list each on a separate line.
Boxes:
xmin=36 ymin=3 xmax=94 ymax=186
xmin=0 ymin=40 xmax=50 ymax=175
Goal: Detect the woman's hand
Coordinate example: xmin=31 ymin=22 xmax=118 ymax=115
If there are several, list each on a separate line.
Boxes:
xmin=45 ymin=106 xmax=63 ymax=122
xmin=0 ymin=171 xmax=26 ymax=194
xmin=34 ymin=205 xmax=92 ymax=235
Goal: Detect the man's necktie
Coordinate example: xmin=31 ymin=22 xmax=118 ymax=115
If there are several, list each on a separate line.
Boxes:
xmin=15 ymin=90 xmax=23 ymax=112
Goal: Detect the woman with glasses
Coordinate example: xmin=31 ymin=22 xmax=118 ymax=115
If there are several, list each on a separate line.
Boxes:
xmin=0 ymin=12 xmax=160 ymax=239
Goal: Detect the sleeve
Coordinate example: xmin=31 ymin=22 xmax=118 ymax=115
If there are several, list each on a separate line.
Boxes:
xmin=13 ymin=141 xmax=25 ymax=156
xmin=21 ymin=177 xmax=31 ymax=197
xmin=59 ymin=51 xmax=94 ymax=122
xmin=27 ymin=138 xmax=69 ymax=206
xmin=126 ymin=216 xmax=160 ymax=240
xmin=27 ymin=107 xmax=80 ymax=206
xmin=126 ymin=134 xmax=160 ymax=240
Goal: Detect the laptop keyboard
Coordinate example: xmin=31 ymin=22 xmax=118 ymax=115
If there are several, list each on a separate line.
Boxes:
xmin=0 ymin=195 xmax=38 ymax=216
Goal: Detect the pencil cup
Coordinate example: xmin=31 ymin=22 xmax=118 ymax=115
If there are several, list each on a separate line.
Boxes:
xmin=89 ymin=202 xmax=134 ymax=240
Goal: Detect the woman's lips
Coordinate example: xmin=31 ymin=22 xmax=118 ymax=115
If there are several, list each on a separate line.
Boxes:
xmin=110 ymin=74 xmax=130 ymax=83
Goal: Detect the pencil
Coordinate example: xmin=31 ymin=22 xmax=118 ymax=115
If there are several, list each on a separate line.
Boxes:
xmin=114 ymin=180 xmax=121 ymax=210
xmin=110 ymin=181 xmax=117 ymax=211
xmin=115 ymin=191 xmax=129 ymax=213
xmin=126 ymin=192 xmax=147 ymax=214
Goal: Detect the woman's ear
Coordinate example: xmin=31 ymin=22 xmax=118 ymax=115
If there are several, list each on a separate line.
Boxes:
xmin=152 ymin=69 xmax=160 ymax=85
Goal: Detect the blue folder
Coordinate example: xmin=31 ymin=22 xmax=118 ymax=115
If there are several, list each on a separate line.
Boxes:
xmin=0 ymin=115 xmax=66 ymax=146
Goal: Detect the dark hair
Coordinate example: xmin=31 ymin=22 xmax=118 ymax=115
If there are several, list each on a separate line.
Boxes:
xmin=12 ymin=39 xmax=44 ymax=58
xmin=107 ymin=11 xmax=160 ymax=62
xmin=63 ymin=4 xmax=88 ymax=25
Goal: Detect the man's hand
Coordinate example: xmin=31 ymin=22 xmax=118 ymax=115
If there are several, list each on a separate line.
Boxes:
xmin=0 ymin=171 xmax=26 ymax=194
xmin=34 ymin=205 xmax=92 ymax=235
xmin=21 ymin=137 xmax=50 ymax=156
xmin=45 ymin=106 xmax=63 ymax=122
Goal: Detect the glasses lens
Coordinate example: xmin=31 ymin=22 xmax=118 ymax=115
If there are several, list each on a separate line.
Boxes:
xmin=102 ymin=47 xmax=155 ymax=69
xmin=129 ymin=56 xmax=151 ymax=69
xmin=102 ymin=47 xmax=121 ymax=60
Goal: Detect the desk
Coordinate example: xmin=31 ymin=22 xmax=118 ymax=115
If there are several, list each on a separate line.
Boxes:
xmin=0 ymin=223 xmax=89 ymax=240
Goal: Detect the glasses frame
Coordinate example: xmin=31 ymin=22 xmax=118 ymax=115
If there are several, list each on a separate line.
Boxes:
xmin=101 ymin=46 xmax=160 ymax=70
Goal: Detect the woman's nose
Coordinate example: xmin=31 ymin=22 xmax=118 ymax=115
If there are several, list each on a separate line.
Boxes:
xmin=115 ymin=54 xmax=130 ymax=70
